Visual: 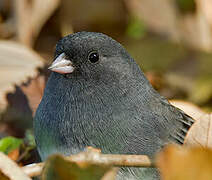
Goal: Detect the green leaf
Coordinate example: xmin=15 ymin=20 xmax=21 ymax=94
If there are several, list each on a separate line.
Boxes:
xmin=0 ymin=136 xmax=23 ymax=154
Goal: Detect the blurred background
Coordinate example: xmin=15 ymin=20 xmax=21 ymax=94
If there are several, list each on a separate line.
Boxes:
xmin=0 ymin=0 xmax=211 ymax=164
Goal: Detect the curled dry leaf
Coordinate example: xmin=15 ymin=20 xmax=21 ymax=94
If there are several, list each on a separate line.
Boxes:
xmin=0 ymin=40 xmax=44 ymax=112
xmin=169 ymin=100 xmax=206 ymax=121
xmin=184 ymin=113 xmax=212 ymax=147
xmin=20 ymin=75 xmax=46 ymax=115
xmin=157 ymin=145 xmax=212 ymax=180
xmin=170 ymin=100 xmax=212 ymax=148
xmin=31 ymin=0 xmax=61 ymax=40
xmin=42 ymin=154 xmax=117 ymax=180
xmin=15 ymin=0 xmax=60 ymax=46
xmin=7 ymin=148 xmax=20 ymax=161
xmin=197 ymin=0 xmax=212 ymax=27
xmin=0 ymin=152 xmax=31 ymax=180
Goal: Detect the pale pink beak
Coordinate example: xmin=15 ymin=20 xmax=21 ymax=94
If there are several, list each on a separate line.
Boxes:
xmin=48 ymin=53 xmax=74 ymax=74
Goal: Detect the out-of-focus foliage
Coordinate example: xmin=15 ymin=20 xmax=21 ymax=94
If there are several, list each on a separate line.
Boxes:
xmin=24 ymin=130 xmax=36 ymax=148
xmin=126 ymin=16 xmax=146 ymax=39
xmin=0 ymin=137 xmax=23 ymax=155
xmin=176 ymin=0 xmax=196 ymax=14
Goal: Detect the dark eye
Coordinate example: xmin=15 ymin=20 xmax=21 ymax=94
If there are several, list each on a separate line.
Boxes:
xmin=88 ymin=52 xmax=99 ymax=63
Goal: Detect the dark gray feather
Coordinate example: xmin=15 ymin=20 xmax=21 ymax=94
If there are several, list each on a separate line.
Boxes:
xmin=34 ymin=32 xmax=194 ymax=179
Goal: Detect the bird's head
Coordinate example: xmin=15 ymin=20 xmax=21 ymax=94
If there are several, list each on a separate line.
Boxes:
xmin=48 ymin=32 xmax=136 ymax=82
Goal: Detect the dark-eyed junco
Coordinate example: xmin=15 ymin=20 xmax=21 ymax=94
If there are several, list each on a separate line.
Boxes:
xmin=34 ymin=32 xmax=193 ymax=179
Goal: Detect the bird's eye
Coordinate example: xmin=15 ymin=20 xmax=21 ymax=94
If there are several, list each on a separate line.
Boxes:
xmin=88 ymin=52 xmax=99 ymax=63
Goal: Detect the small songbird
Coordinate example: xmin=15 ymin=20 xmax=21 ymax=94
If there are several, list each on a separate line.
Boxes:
xmin=34 ymin=32 xmax=193 ymax=179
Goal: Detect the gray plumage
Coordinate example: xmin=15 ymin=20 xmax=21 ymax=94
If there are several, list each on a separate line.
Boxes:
xmin=34 ymin=32 xmax=193 ymax=179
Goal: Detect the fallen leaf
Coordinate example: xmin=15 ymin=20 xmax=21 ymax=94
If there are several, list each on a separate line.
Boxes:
xmin=0 ymin=40 xmax=44 ymax=112
xmin=0 ymin=152 xmax=31 ymax=180
xmin=15 ymin=0 xmax=60 ymax=46
xmin=31 ymin=0 xmax=60 ymax=41
xmin=184 ymin=113 xmax=212 ymax=147
xmin=199 ymin=0 xmax=212 ymax=26
xmin=8 ymin=148 xmax=19 ymax=161
xmin=169 ymin=100 xmax=206 ymax=121
xmin=157 ymin=145 xmax=212 ymax=180
xmin=170 ymin=100 xmax=212 ymax=148
xmin=42 ymin=154 xmax=117 ymax=180
xmin=1 ymin=74 xmax=46 ymax=137
xmin=21 ymin=75 xmax=45 ymax=115
xmin=22 ymin=146 xmax=152 ymax=178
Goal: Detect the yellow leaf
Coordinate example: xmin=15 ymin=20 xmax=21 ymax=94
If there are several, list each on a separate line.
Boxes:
xmin=157 ymin=145 xmax=212 ymax=180
xmin=42 ymin=154 xmax=117 ymax=180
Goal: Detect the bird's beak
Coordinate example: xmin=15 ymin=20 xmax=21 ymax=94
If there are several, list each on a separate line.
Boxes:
xmin=48 ymin=53 xmax=74 ymax=74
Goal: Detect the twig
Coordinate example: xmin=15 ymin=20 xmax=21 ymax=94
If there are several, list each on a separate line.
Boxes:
xmin=22 ymin=147 xmax=154 ymax=177
xmin=22 ymin=162 xmax=44 ymax=177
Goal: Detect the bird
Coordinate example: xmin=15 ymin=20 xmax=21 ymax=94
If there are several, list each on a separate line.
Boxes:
xmin=34 ymin=31 xmax=194 ymax=179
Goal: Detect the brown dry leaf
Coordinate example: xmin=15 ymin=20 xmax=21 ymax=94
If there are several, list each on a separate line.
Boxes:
xmin=0 ymin=152 xmax=31 ymax=180
xmin=157 ymin=145 xmax=212 ymax=180
xmin=42 ymin=154 xmax=117 ymax=180
xmin=169 ymin=100 xmax=206 ymax=121
xmin=0 ymin=40 xmax=44 ymax=112
xmin=197 ymin=0 xmax=212 ymax=27
xmin=8 ymin=148 xmax=20 ymax=161
xmin=15 ymin=0 xmax=60 ymax=46
xmin=31 ymin=0 xmax=60 ymax=39
xmin=21 ymin=75 xmax=46 ymax=115
xmin=170 ymin=100 xmax=212 ymax=148
xmin=60 ymin=0 xmax=127 ymax=37
xmin=126 ymin=0 xmax=212 ymax=51
xmin=184 ymin=113 xmax=212 ymax=147
xmin=125 ymin=0 xmax=180 ymax=40
xmin=1 ymin=74 xmax=46 ymax=136
xmin=101 ymin=168 xmax=118 ymax=180
xmin=179 ymin=1 xmax=212 ymax=51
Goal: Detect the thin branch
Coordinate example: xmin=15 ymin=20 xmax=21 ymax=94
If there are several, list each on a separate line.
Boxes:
xmin=22 ymin=162 xmax=44 ymax=177
xmin=22 ymin=147 xmax=154 ymax=177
